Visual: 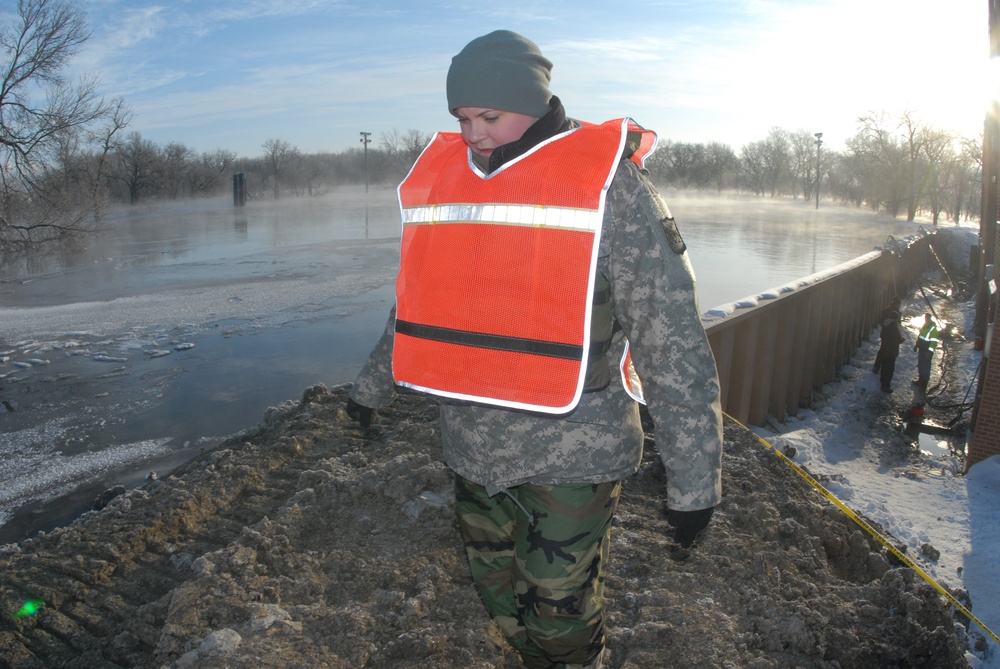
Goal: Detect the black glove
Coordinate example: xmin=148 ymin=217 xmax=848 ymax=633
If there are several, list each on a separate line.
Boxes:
xmin=667 ymin=506 xmax=715 ymax=548
xmin=345 ymin=397 xmax=375 ymax=427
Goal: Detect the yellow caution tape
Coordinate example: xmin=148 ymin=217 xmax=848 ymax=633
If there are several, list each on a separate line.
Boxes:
xmin=726 ymin=412 xmax=1000 ymax=647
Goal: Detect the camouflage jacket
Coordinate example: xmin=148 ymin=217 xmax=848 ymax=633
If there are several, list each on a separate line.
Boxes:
xmin=350 ymin=159 xmax=723 ymax=511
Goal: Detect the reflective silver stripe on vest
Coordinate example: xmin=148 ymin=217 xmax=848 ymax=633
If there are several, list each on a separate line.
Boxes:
xmin=402 ymin=203 xmax=602 ymax=232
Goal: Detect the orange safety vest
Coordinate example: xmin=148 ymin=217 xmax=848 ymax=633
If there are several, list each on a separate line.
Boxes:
xmin=393 ymin=118 xmax=653 ymax=413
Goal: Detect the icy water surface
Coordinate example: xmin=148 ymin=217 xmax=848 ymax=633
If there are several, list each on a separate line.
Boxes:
xmin=0 ymin=187 xmax=923 ymax=542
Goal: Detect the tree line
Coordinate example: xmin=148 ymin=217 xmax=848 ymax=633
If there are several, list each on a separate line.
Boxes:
xmin=0 ymin=0 xmax=982 ymax=255
xmin=105 ymin=112 xmax=986 ymax=227
xmin=646 ymin=116 xmax=981 ymax=225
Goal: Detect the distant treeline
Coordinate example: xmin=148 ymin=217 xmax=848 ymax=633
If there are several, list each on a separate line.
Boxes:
xmin=0 ymin=0 xmax=981 ymax=255
xmin=645 ymin=112 xmax=981 ymax=225
xmin=2 ymin=110 xmax=981 ymax=256
xmin=108 ymin=109 xmax=980 ymax=225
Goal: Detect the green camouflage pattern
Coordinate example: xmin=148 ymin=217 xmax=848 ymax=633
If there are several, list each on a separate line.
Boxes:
xmin=455 ymin=476 xmax=619 ymax=669
xmin=350 ymin=159 xmax=723 ymax=511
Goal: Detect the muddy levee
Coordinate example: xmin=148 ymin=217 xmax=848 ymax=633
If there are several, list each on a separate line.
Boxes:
xmin=0 ymin=384 xmax=970 ymax=668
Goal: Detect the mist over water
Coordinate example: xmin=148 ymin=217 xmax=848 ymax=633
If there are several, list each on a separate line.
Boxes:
xmin=667 ymin=191 xmax=921 ymax=311
xmin=0 ymin=187 xmax=926 ymax=542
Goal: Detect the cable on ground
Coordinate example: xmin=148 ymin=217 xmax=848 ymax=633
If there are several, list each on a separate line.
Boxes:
xmin=724 ymin=412 xmax=999 ymax=647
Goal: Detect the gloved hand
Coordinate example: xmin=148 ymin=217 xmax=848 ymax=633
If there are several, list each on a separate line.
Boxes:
xmin=345 ymin=397 xmax=375 ymax=427
xmin=667 ymin=506 xmax=715 ymax=548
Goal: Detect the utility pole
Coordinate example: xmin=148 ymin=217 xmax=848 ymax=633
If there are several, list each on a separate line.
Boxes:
xmin=359 ymin=131 xmax=372 ymax=194
xmin=360 ymin=131 xmax=372 ymax=239
xmin=814 ymin=132 xmax=823 ymax=209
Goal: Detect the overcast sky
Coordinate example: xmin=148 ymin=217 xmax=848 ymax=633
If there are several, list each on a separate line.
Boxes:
xmin=69 ymin=0 xmax=989 ymax=159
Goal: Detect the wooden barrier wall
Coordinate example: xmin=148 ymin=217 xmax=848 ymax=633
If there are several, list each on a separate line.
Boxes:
xmin=701 ymin=231 xmax=935 ymax=426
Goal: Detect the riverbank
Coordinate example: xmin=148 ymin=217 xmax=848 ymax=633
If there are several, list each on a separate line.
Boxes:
xmin=0 ymin=384 xmax=977 ymax=668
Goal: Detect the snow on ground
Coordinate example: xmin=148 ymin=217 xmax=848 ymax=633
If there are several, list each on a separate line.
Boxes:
xmin=748 ymin=226 xmax=1000 ymax=667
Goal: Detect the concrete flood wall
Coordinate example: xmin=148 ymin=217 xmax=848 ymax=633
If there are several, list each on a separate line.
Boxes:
xmin=701 ymin=231 xmax=935 ymax=427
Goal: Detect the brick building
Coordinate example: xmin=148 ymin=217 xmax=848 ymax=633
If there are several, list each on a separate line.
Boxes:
xmin=967 ymin=1 xmax=1000 ymax=468
xmin=967 ymin=216 xmax=1000 ymax=466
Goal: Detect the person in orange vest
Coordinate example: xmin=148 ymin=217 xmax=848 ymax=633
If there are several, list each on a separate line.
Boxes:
xmin=346 ymin=30 xmax=722 ymax=669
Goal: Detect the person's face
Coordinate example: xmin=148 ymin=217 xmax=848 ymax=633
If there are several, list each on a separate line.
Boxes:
xmin=453 ymin=107 xmax=538 ymax=160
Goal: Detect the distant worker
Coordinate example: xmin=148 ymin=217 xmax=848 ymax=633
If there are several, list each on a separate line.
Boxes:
xmin=879 ymin=296 xmax=902 ymax=326
xmin=872 ymin=298 xmax=903 ymax=393
xmin=914 ymin=313 xmax=940 ymax=392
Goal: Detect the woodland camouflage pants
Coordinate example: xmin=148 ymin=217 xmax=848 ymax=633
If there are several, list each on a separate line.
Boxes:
xmin=455 ymin=476 xmax=621 ymax=669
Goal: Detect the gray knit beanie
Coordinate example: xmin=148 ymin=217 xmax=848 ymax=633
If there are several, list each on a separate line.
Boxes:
xmin=446 ymin=30 xmax=552 ymax=117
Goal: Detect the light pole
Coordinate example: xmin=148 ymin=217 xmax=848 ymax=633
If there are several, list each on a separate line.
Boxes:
xmin=360 ymin=131 xmax=372 ymax=238
xmin=814 ymin=132 xmax=823 ymax=209
xmin=359 ymin=131 xmax=372 ymax=194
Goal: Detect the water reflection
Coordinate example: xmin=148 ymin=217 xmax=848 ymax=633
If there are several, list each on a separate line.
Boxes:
xmin=233 ymin=211 xmax=248 ymax=239
xmin=0 ymin=186 xmax=403 ymax=307
xmin=2 ymin=187 xmax=923 ymax=312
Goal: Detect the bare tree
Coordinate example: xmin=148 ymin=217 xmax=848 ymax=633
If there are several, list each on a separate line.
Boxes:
xmin=0 ymin=0 xmax=124 ymax=251
xmin=85 ymin=97 xmax=131 ymax=211
xmin=847 ymin=111 xmax=908 ymax=215
xmin=186 ymin=148 xmax=236 ymax=196
xmin=760 ymin=127 xmax=792 ymax=198
xmin=703 ymin=142 xmax=737 ymax=192
xmin=262 ymin=138 xmax=299 ymax=199
xmin=916 ymin=127 xmax=956 ymax=225
xmin=667 ymin=142 xmax=703 ymax=189
xmin=109 ymin=132 xmax=162 ymax=204
xmin=29 ymin=96 xmax=128 ymax=225
xmin=161 ymin=142 xmax=193 ymax=199
xmin=380 ymin=128 xmax=431 ymax=180
xmin=897 ymin=111 xmax=931 ymax=222
xmin=952 ymin=136 xmax=983 ymax=223
xmin=789 ymin=129 xmax=819 ymax=201
xmin=739 ymin=140 xmax=768 ymax=196
xmin=644 ymin=140 xmax=735 ymax=191
xmin=289 ymin=152 xmax=336 ymax=196
xmin=848 ymin=110 xmax=941 ymax=222
xmin=203 ymin=148 xmax=237 ymax=174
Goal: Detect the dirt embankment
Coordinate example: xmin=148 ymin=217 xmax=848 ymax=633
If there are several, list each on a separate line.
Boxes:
xmin=0 ymin=384 xmax=972 ymax=668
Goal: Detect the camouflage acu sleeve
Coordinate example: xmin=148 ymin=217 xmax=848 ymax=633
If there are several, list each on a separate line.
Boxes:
xmin=349 ymin=309 xmax=398 ymax=409
xmin=605 ymin=162 xmax=723 ymax=511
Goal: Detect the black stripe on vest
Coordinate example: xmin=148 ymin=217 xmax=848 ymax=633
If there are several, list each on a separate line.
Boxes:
xmin=396 ymin=320 xmax=585 ymax=361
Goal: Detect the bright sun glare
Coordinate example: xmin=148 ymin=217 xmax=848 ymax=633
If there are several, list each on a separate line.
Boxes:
xmin=742 ymin=1 xmax=992 ymax=147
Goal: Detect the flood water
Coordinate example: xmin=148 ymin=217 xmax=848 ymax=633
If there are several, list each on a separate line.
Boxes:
xmin=0 ymin=186 xmax=923 ymax=542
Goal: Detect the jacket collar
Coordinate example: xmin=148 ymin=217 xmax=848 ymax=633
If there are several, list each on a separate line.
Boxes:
xmin=483 ymin=96 xmax=573 ymax=173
